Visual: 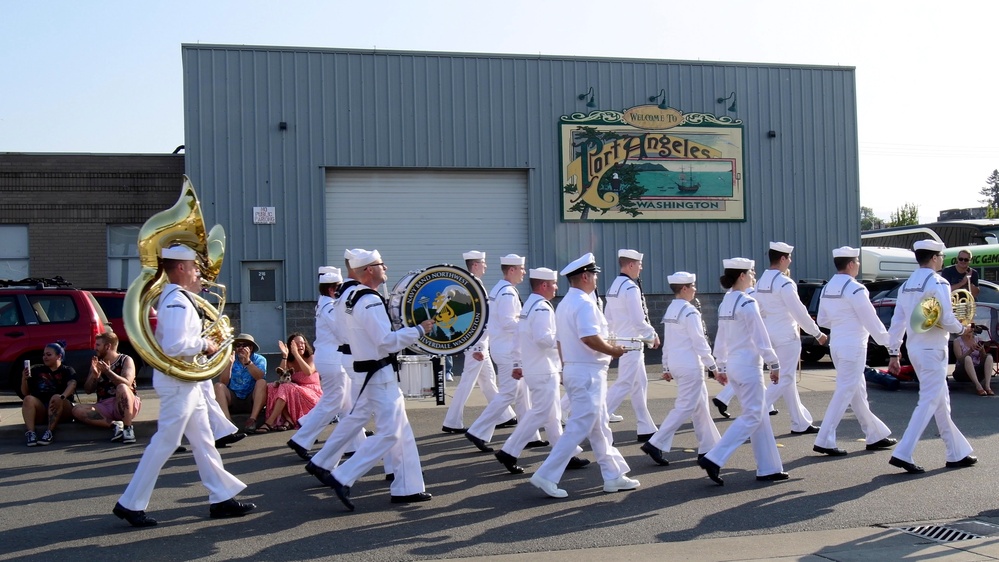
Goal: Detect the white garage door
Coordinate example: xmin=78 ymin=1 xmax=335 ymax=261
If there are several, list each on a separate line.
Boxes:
xmin=325 ymin=169 xmax=529 ymax=290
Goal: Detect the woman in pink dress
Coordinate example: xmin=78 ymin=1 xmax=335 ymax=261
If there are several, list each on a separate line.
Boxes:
xmin=260 ymin=333 xmax=323 ymax=431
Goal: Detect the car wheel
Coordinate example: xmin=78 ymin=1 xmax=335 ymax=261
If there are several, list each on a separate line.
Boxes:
xmin=800 ymin=347 xmax=826 ymax=363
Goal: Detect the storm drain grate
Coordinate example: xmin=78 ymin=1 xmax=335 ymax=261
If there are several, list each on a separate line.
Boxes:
xmin=895 ymin=525 xmax=984 ymax=543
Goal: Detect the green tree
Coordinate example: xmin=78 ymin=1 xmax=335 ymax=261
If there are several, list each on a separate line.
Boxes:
xmin=860 ymin=206 xmax=885 ymax=231
xmin=979 ymin=169 xmax=999 ymax=213
xmin=888 ymin=202 xmax=920 ymax=227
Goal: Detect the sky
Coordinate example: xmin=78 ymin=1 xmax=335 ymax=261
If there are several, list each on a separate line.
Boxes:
xmin=2 ymin=1 xmax=997 ymax=224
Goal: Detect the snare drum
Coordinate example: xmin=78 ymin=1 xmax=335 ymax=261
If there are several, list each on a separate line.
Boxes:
xmin=399 ymin=355 xmax=434 ymax=397
xmin=388 ymin=264 xmax=489 ymax=355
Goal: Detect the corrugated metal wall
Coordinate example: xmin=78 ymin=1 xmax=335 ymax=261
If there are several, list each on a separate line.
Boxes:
xmin=182 ymin=45 xmax=859 ymax=302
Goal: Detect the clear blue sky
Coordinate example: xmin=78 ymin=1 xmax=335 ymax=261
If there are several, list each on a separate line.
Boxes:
xmin=3 ymin=0 xmax=996 ymax=223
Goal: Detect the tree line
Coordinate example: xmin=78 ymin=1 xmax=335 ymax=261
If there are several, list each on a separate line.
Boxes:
xmin=861 ymin=169 xmax=999 ymax=230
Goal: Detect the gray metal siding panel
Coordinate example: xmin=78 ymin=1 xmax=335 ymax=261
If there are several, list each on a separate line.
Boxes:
xmin=183 ymin=46 xmax=858 ymax=302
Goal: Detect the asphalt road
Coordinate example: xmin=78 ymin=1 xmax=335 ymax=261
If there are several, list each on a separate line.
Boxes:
xmin=2 ymin=362 xmax=998 ymax=562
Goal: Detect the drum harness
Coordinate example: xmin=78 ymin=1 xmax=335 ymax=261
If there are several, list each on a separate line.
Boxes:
xmin=345 ymin=286 xmax=401 ymax=410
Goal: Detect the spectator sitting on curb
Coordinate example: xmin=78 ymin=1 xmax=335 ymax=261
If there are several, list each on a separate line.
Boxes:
xmin=214 ymin=333 xmax=267 ymax=433
xmin=72 ymin=332 xmax=142 ymax=443
xmin=21 ymin=341 xmax=77 ymax=447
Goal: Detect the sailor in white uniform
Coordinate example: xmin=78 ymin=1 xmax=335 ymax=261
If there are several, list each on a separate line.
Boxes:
xmin=604 ymin=249 xmax=661 ymax=442
xmin=697 ymin=258 xmax=786 ymax=485
xmin=887 ymin=239 xmax=976 ymax=473
xmin=640 ymin=272 xmax=720 ymax=466
xmin=812 ymin=246 xmax=896 ymax=457
xmin=530 ymin=253 xmax=637 ymax=499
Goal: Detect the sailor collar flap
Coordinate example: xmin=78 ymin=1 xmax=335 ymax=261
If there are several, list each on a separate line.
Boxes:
xmin=488 ymin=280 xmax=513 ymax=302
xmin=901 ymin=269 xmax=937 ymax=295
xmin=719 ymin=292 xmax=751 ymax=320
xmin=519 ymin=293 xmax=551 ymax=320
xmin=663 ymin=301 xmax=695 ymax=324
xmin=606 ymin=274 xmax=635 ymax=298
xmin=755 ymin=269 xmax=788 ymax=294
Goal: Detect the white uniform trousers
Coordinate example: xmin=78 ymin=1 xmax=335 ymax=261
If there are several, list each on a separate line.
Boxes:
xmin=535 ymin=364 xmax=629 ymax=484
xmin=332 ymin=379 xmax=426 ymax=496
xmin=715 ymin=380 xmax=776 ymax=414
xmin=311 ymin=362 xmax=391 ymax=473
xmin=500 ymin=371 xmax=575 ymax=458
xmin=292 ymin=360 xmax=353 ymax=450
xmin=199 ymin=379 xmax=238 ymax=441
xmin=893 ymin=347 xmax=973 ymax=463
xmin=764 ymin=339 xmax=814 ymax=432
xmin=814 ymin=345 xmax=892 ymax=449
xmin=442 ymin=350 xmax=511 ymax=429
xmin=649 ymin=367 xmax=720 ymax=454
xmin=119 ymin=372 xmax=246 ymax=510
xmin=605 ymin=349 xmax=658 ymax=434
xmin=704 ymin=363 xmax=783 ymax=476
xmin=467 ymin=362 xmax=539 ymax=443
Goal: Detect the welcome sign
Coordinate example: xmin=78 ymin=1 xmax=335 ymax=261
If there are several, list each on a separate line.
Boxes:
xmin=559 ymin=106 xmax=745 ymax=221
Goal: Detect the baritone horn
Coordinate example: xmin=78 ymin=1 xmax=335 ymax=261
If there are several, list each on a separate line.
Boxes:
xmin=123 ymin=176 xmax=235 ymax=382
xmin=910 ymin=288 xmax=976 ymax=334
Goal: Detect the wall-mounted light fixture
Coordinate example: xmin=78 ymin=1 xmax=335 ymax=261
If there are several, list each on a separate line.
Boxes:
xmin=577 ymin=87 xmax=596 ymax=108
xmin=716 ymin=92 xmax=737 ymax=112
xmin=278 ymin=121 xmax=288 ymax=131
xmin=768 ymin=130 xmax=777 ymax=138
xmin=648 ymin=89 xmax=669 ymax=110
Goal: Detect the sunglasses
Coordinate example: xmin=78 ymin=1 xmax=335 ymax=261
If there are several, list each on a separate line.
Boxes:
xmin=235 ymin=343 xmax=251 ymax=349
xmin=958 ymin=257 xmax=971 ymax=262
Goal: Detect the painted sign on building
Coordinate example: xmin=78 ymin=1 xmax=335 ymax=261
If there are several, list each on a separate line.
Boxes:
xmin=560 ymin=106 xmax=745 ymax=221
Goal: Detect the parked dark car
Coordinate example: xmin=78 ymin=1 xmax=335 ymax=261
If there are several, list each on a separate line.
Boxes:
xmin=87 ymin=289 xmax=157 ymax=371
xmin=797 ymin=279 xmax=828 ymax=363
xmin=0 ymin=278 xmax=109 ymax=393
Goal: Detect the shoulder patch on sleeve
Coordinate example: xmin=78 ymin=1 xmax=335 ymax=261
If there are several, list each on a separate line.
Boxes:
xmin=852 ymin=287 xmax=866 ymax=295
xmin=365 ymin=303 xmax=381 ymax=310
xmin=166 ymin=303 xmax=187 ymax=309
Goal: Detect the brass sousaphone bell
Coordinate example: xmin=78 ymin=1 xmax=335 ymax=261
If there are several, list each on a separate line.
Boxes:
xmin=910 ymin=289 xmax=976 ymax=333
xmin=123 ymin=177 xmax=235 ymax=382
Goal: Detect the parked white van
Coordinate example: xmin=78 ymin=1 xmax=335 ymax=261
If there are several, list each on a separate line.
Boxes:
xmin=860 ymin=247 xmax=917 ymax=282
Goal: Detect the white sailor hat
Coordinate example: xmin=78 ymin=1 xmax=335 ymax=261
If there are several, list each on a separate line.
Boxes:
xmin=769 ymin=241 xmax=794 ymax=254
xmin=618 ymin=249 xmax=644 ymax=261
xmin=161 ymin=244 xmax=197 ymax=260
xmin=500 ymin=254 xmax=526 ymax=266
xmin=463 ymin=250 xmax=486 ymax=261
xmin=913 ymin=239 xmax=945 ymax=252
xmin=348 ymin=249 xmax=382 ymax=269
xmin=832 ymin=246 xmax=860 ymax=258
xmin=561 ymin=253 xmax=601 ymax=277
xmin=318 ymin=266 xmax=342 ymax=284
xmin=667 ymin=271 xmax=696 ymax=284
xmin=722 ymin=257 xmax=755 ymax=270
xmin=343 ymin=248 xmax=357 ymax=260
xmin=529 ymin=267 xmax=557 ymax=281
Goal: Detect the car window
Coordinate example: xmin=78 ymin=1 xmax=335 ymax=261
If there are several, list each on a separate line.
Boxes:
xmin=94 ymin=295 xmax=123 ymax=318
xmin=0 ymin=296 xmax=22 ymax=326
xmin=977 ymin=283 xmax=999 ymax=305
xmin=26 ymin=295 xmax=78 ymax=323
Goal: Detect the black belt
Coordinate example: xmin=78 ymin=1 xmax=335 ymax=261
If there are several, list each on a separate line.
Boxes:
xmin=338 ymin=344 xmax=351 ymax=354
xmin=350 ymin=354 xmax=400 ymax=414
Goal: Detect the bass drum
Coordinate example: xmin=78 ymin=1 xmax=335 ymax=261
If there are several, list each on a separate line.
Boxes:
xmin=388 ymin=264 xmax=489 ymax=355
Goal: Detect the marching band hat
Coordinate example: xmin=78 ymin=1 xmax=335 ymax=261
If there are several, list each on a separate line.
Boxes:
xmin=500 ymin=254 xmax=526 ymax=266
xmin=462 ymin=250 xmax=486 ymax=261
xmin=529 ymin=267 xmax=557 ymax=281
xmin=318 ymin=266 xmax=342 ymax=284
xmin=233 ymin=333 xmax=259 ymax=354
xmin=722 ymin=257 xmax=755 ymax=270
xmin=561 ymin=253 xmax=601 ymax=277
xmin=769 ymin=241 xmax=794 ymax=253
xmin=348 ymin=249 xmax=382 ymax=269
xmin=343 ymin=249 xmax=356 ymax=260
xmin=667 ymin=271 xmax=696 ymax=284
xmin=618 ymin=249 xmax=644 ymax=261
xmin=832 ymin=246 xmax=860 ymax=258
xmin=161 ymin=244 xmax=197 ymax=260
xmin=913 ymin=239 xmax=945 ymax=252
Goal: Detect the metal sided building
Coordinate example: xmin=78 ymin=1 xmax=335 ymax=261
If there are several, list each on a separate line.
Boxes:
xmin=181 ymin=45 xmax=860 ymax=352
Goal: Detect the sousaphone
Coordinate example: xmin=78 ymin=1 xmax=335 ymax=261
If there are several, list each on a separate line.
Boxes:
xmin=123 ymin=176 xmax=234 ymax=381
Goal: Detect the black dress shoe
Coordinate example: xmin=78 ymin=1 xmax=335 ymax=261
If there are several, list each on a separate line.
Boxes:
xmin=286 ymin=439 xmax=314 ymax=460
xmin=756 ymin=472 xmax=790 ymax=481
xmin=441 ymin=425 xmax=467 ymax=434
xmin=390 ymin=492 xmax=432 ymax=503
xmin=496 ymin=418 xmax=518 ymax=428
xmin=888 ymin=456 xmax=925 ymax=474
xmin=636 ymin=433 xmax=654 ymax=443
xmin=174 ymin=446 xmax=188 ymax=454
xmin=866 ymin=437 xmax=898 ymax=451
xmin=790 ymin=426 xmax=820 ymax=435
xmin=697 ymin=453 xmax=706 ymax=461
xmin=640 ymin=442 xmax=670 ymax=466
xmin=385 ymin=473 xmax=395 ymax=482
xmin=305 ymin=461 xmax=332 ymax=484
xmin=113 ymin=502 xmax=158 ymax=528
xmin=209 ymin=498 xmax=257 ymax=519
xmin=364 ymin=429 xmax=374 ymax=437
xmin=320 ymin=473 xmax=354 ymax=511
xmin=567 ymin=456 xmax=590 ymax=469
xmin=813 ymin=445 xmax=848 ymax=456
xmin=342 ymin=451 xmax=354 ymax=460
xmin=697 ymin=455 xmax=724 ymax=485
xmin=465 ymin=432 xmax=493 ymax=452
xmin=524 ymin=440 xmax=549 ymax=449
xmin=712 ymin=398 xmax=730 ymax=419
xmin=495 ymin=450 xmax=525 ymax=474
xmin=769 ymin=409 xmax=779 ymax=416
xmin=215 ymin=432 xmax=247 ymax=449
xmin=945 ymin=455 xmax=978 ymax=468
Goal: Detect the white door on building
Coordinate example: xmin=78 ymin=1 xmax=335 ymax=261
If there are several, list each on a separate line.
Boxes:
xmin=324 ymin=169 xmax=529 ymax=291
xmin=240 ymin=261 xmax=285 ymax=355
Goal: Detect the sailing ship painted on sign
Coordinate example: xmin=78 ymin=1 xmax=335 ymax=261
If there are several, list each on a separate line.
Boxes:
xmin=675 ymin=166 xmax=700 ymax=193
xmin=630 ymin=160 xmax=735 ymax=198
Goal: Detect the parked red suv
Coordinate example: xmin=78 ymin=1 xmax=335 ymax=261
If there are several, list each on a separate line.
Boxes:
xmin=0 ymin=278 xmax=109 ymax=394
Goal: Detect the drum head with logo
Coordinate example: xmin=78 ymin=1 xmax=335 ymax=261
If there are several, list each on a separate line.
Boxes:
xmin=390 ymin=264 xmax=488 ymax=355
